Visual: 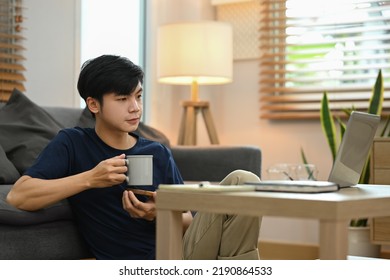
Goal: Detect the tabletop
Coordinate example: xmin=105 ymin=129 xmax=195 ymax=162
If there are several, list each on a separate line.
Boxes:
xmin=156 ymin=184 xmax=390 ymax=220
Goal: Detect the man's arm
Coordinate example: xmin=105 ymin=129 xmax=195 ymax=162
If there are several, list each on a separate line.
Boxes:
xmin=7 ymin=154 xmax=128 ymax=211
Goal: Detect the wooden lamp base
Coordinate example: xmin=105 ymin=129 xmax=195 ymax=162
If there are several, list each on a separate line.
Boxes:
xmin=177 ymin=100 xmax=219 ymax=145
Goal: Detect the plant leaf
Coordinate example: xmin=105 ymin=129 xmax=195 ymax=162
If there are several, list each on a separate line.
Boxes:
xmin=341 ymin=108 xmax=353 ymax=116
xmin=368 ymin=69 xmax=383 ymax=115
xmin=300 ymin=147 xmax=308 ymax=164
xmin=300 ymin=148 xmax=317 ymax=180
xmin=320 ymin=92 xmax=338 ymax=161
xmin=380 ymin=116 xmax=390 ymax=137
xmin=359 ymin=157 xmax=371 ymax=184
xmin=350 ymin=218 xmax=368 ymax=227
xmin=336 ymin=117 xmax=346 ymax=139
xmin=360 ymin=70 xmax=384 ymax=184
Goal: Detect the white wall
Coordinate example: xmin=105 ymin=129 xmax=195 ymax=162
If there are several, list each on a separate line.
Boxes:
xmin=24 ymin=0 xmax=80 ymax=107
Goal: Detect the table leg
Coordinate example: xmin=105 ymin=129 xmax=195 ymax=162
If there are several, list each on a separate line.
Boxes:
xmin=156 ymin=209 xmax=183 ymax=259
xmin=319 ymin=219 xmax=349 ymax=259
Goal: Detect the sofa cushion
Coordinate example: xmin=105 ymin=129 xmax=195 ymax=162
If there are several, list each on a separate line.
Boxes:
xmin=0 ymin=89 xmax=63 ymax=174
xmin=77 ymin=107 xmax=171 ymax=147
xmin=77 ymin=107 xmax=95 ymax=128
xmin=43 ymin=106 xmax=83 ymax=128
xmin=136 ymin=122 xmax=171 ymax=148
xmin=172 ymin=145 xmax=262 ymax=182
xmin=0 ymin=144 xmax=20 ymax=184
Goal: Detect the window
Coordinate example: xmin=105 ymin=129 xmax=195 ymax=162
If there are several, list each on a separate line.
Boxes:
xmin=80 ymin=0 xmax=145 ymax=107
xmin=0 ymin=0 xmax=24 ymax=102
xmin=259 ymin=0 xmax=390 ymax=119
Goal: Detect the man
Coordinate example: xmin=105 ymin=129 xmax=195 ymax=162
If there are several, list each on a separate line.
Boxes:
xmin=7 ymin=55 xmax=261 ymax=260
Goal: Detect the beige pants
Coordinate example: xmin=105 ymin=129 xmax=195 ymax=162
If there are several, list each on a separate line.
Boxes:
xmin=182 ymin=170 xmax=262 ymax=260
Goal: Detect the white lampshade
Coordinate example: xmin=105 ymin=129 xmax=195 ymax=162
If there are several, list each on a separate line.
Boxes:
xmin=157 ymin=21 xmax=233 ymax=85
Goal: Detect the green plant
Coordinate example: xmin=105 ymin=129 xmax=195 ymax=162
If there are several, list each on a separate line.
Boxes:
xmin=303 ymin=70 xmax=388 ymax=227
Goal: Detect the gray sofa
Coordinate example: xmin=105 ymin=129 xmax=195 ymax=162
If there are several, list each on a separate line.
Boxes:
xmin=0 ymin=94 xmax=261 ymax=259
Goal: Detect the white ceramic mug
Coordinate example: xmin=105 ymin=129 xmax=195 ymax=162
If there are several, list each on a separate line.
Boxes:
xmin=125 ymin=155 xmax=153 ymax=186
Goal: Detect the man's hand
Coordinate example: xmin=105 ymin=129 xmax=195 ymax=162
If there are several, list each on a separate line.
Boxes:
xmin=87 ymin=154 xmax=127 ymax=188
xmin=122 ymin=190 xmax=156 ymax=221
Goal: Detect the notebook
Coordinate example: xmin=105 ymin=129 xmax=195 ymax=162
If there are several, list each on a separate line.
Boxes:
xmin=247 ymin=111 xmax=380 ymax=193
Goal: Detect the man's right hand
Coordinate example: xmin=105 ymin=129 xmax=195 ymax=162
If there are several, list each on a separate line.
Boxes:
xmin=87 ymin=153 xmax=128 ymax=188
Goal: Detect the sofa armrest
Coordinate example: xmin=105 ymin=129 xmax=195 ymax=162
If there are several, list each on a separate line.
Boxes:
xmin=171 ymin=145 xmax=261 ymax=182
xmin=0 ymin=185 xmax=74 ymax=226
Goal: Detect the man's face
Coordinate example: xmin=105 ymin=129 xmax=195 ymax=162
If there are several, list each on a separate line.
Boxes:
xmin=97 ymin=82 xmax=143 ymax=133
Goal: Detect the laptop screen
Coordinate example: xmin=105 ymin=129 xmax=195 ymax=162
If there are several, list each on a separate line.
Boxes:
xmin=328 ymin=111 xmax=380 ymax=187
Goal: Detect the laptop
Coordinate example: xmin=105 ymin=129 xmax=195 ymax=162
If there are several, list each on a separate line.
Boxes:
xmin=327 ymin=111 xmax=380 ymax=188
xmin=246 ymin=111 xmax=380 ymax=193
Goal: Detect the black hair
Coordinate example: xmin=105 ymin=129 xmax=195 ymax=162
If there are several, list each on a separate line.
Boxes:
xmin=77 ymin=55 xmax=144 ymax=105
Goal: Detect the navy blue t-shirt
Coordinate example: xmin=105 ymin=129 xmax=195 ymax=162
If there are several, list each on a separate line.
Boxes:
xmin=24 ymin=127 xmax=184 ymax=260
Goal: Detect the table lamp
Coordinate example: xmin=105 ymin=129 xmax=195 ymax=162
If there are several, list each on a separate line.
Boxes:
xmin=157 ymin=21 xmax=233 ymax=145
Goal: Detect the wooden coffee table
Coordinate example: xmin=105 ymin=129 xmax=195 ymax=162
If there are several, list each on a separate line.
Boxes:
xmin=156 ymin=184 xmax=390 ymax=259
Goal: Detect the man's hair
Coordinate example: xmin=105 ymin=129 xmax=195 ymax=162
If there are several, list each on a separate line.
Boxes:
xmin=77 ymin=55 xmax=144 ymax=105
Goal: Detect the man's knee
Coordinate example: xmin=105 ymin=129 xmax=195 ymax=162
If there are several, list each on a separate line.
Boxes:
xmin=220 ymin=170 xmax=261 ymax=185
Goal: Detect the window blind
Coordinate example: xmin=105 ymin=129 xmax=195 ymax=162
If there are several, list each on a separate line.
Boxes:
xmin=259 ymin=0 xmax=390 ymax=119
xmin=0 ymin=0 xmax=25 ymax=102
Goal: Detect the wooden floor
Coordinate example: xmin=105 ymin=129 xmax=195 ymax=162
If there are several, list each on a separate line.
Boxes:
xmin=259 ymin=241 xmax=318 ymax=260
xmin=258 ymin=240 xmax=390 ymax=260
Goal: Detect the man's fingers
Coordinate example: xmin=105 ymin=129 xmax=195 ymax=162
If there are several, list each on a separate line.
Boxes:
xmin=107 ymin=158 xmax=127 ymax=167
xmin=123 ymin=191 xmax=140 ymax=210
xmin=127 ymin=191 xmax=144 ymax=208
xmin=122 ymin=191 xmax=156 ymax=221
xmin=113 ymin=153 xmax=126 ymax=159
xmin=104 ymin=154 xmax=127 ymax=167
